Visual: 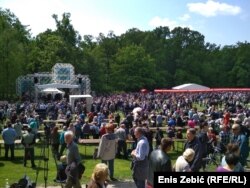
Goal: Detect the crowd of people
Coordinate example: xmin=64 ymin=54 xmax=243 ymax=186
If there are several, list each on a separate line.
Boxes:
xmin=0 ymin=91 xmax=250 ymax=188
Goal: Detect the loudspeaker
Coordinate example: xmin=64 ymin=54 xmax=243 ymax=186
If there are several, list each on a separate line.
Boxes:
xmin=34 ymin=77 xmax=38 ymax=84
xmin=78 ymin=78 xmax=82 ymax=84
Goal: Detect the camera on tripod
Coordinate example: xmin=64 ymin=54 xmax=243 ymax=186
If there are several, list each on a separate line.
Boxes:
xmin=22 ymin=124 xmax=29 ymax=131
xmin=34 ymin=129 xmax=50 ymax=188
xmin=44 ymin=124 xmax=51 ymax=136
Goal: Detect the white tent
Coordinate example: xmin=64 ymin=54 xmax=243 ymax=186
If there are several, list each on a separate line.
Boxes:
xmin=37 ymin=83 xmax=80 ymax=89
xmin=41 ymin=88 xmax=65 ymax=94
xmin=172 ymin=83 xmax=210 ymax=90
xmin=69 ymin=95 xmax=93 ymax=112
xmin=35 ymin=83 xmax=80 ymax=102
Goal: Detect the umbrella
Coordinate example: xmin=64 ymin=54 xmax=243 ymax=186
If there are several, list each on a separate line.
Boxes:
xmin=132 ymin=107 xmax=142 ymax=114
xmin=140 ymin=88 xmax=148 ymax=93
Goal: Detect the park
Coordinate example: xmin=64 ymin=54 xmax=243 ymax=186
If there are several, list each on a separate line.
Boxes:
xmin=1 ymin=2 xmax=250 ymax=187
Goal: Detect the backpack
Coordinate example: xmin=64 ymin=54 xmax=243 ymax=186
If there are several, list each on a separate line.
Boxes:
xmin=78 ymin=163 xmax=85 ymax=179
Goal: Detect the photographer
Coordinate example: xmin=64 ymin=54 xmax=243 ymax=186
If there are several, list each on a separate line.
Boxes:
xmin=14 ymin=118 xmax=23 ymax=139
xmin=21 ymin=127 xmax=36 ymax=168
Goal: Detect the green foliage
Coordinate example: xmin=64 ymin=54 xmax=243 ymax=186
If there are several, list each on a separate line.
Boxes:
xmin=111 ymin=45 xmax=156 ymax=91
xmin=1 ymin=8 xmax=250 ymax=98
xmin=0 ymin=8 xmax=30 ymax=99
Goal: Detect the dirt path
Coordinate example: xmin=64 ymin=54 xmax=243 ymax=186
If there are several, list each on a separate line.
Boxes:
xmin=37 ymin=180 xmax=136 ymax=188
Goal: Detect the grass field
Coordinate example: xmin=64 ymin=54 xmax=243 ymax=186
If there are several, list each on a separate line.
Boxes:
xmin=0 ymin=112 xmax=219 ymax=187
xmin=0 ymin=136 xmax=186 ymax=187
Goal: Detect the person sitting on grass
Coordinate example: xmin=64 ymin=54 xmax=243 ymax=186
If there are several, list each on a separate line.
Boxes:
xmin=54 ymin=155 xmax=67 ymax=183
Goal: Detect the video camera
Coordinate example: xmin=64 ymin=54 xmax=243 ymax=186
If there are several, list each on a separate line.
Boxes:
xmin=44 ymin=124 xmax=51 ymax=137
xmin=22 ymin=124 xmax=30 ymax=131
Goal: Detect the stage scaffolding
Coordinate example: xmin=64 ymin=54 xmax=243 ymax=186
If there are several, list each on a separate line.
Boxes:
xmin=16 ymin=63 xmax=91 ymax=100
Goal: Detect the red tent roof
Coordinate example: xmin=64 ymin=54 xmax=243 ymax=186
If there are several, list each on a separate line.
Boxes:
xmin=154 ymin=88 xmax=250 ymax=93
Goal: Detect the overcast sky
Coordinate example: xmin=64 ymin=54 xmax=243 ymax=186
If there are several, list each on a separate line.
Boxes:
xmin=1 ymin=0 xmax=249 ymax=46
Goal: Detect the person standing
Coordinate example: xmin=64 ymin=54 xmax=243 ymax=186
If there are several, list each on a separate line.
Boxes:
xmin=131 ymin=127 xmax=149 ymax=188
xmin=154 ymin=127 xmax=164 ymax=149
xmin=184 ymin=128 xmax=203 ymax=172
xmin=223 ymin=110 xmax=230 ymax=127
xmin=29 ymin=116 xmax=38 ymax=137
xmin=115 ymin=124 xmax=128 ymax=159
xmin=147 ymin=138 xmax=172 ymax=188
xmin=2 ymin=121 xmax=17 ymax=160
xmin=218 ymin=125 xmax=231 ymax=154
xmin=231 ymin=124 xmax=249 ymax=167
xmin=59 ymin=126 xmax=68 ymax=159
xmin=64 ymin=131 xmax=81 ymax=188
xmin=97 ymin=124 xmax=117 ymax=180
xmin=197 ymin=121 xmax=209 ymax=171
xmin=21 ymin=127 xmax=36 ymax=168
xmin=220 ymin=143 xmax=244 ymax=172
xmin=216 ymin=152 xmax=239 ymax=172
xmin=50 ymin=126 xmax=60 ymax=159
xmin=13 ymin=118 xmax=23 ymax=139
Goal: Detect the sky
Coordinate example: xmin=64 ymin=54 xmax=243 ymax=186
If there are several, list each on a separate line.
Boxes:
xmin=1 ymin=0 xmax=249 ymax=46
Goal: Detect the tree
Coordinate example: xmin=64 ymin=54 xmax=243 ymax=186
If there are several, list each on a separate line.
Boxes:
xmin=0 ymin=8 xmax=30 ymax=98
xmin=27 ymin=13 xmax=83 ymax=73
xmin=111 ymin=45 xmax=156 ymax=91
xmin=96 ymin=31 xmax=119 ymax=91
xmin=229 ymin=42 xmax=250 ymax=87
xmin=164 ymin=27 xmax=206 ymax=86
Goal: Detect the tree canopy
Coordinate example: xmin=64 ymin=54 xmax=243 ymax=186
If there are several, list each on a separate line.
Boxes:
xmin=0 ymin=9 xmax=250 ymax=99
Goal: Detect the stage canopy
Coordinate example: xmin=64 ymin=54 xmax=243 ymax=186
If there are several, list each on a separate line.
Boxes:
xmin=37 ymin=83 xmax=80 ymax=89
xmin=41 ymin=88 xmax=65 ymax=94
xmin=172 ymin=83 xmax=210 ymax=90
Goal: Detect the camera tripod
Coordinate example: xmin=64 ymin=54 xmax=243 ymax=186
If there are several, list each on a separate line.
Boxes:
xmin=35 ymin=134 xmax=50 ymax=188
xmin=53 ymin=153 xmax=65 ymax=188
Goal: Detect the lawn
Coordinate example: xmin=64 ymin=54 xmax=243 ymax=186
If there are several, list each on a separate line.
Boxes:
xmin=0 ymin=137 xmax=186 ymax=187
xmin=0 ymin=117 xmax=219 ymax=187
